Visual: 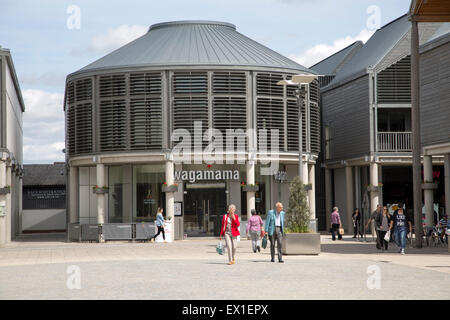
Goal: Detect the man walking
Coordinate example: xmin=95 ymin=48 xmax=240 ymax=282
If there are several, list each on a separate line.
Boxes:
xmin=265 ymin=202 xmax=285 ymax=263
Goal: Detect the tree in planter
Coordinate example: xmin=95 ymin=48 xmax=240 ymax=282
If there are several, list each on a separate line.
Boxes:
xmin=286 ymin=176 xmax=310 ymax=233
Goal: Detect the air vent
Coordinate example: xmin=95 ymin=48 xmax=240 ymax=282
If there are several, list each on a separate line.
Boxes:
xmin=75 ymin=103 xmax=93 ymax=154
xmin=67 ymin=105 xmax=76 ymax=155
xmin=377 ymin=55 xmax=411 ymax=103
xmin=257 ymin=98 xmax=284 ymax=151
xmin=67 ymin=81 xmax=75 ymax=105
xmin=130 ymin=73 xmax=162 ymax=95
xmin=310 ymin=102 xmax=321 ymax=154
xmin=212 ymin=72 xmax=246 ymax=95
xmin=99 ymin=100 xmax=127 ymax=151
xmin=213 ymin=97 xmax=247 ymax=149
xmin=256 ymin=73 xmax=283 ymax=96
xmin=99 ymin=74 xmax=126 ymax=98
xmin=287 ymin=99 xmax=306 ymax=152
xmin=129 ymin=98 xmax=163 ymax=150
xmin=173 ymin=72 xmax=208 ymax=94
xmin=75 ymin=78 xmax=92 ymax=102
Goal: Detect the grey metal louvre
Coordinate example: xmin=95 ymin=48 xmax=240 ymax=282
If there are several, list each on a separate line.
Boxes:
xmin=75 ymin=78 xmax=92 ymax=102
xmin=129 ymin=98 xmax=163 ymax=150
xmin=67 ymin=105 xmax=76 ymax=155
xmin=256 ymin=73 xmax=283 ymax=96
xmin=99 ymin=100 xmax=127 ymax=151
xmin=173 ymin=96 xmax=209 ymax=147
xmin=212 ymin=72 xmax=246 ymax=95
xmin=377 ymin=55 xmax=411 ymax=103
xmin=310 ymin=102 xmax=321 ymax=154
xmin=309 ymin=81 xmax=319 ymax=103
xmin=173 ymin=72 xmax=208 ymax=94
xmin=257 ymin=98 xmax=284 ymax=151
xmin=129 ymin=72 xmax=162 ymax=95
xmin=67 ymin=81 xmax=75 ymax=105
xmin=212 ymin=97 xmax=247 ymax=149
xmin=99 ymin=74 xmax=126 ymax=98
xmin=75 ymin=103 xmax=93 ymax=154
xmin=287 ymin=99 xmax=306 ymax=152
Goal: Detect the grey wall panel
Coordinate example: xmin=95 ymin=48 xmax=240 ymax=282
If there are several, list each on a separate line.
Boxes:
xmin=322 ymin=75 xmax=370 ymax=161
xmin=420 ymin=41 xmax=450 ymax=147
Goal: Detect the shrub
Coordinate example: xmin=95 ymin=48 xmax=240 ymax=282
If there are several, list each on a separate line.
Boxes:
xmin=285 ymin=176 xmax=310 ymax=233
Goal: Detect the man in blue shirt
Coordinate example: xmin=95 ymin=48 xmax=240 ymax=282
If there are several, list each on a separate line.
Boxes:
xmin=264 ymin=202 xmax=285 ymax=263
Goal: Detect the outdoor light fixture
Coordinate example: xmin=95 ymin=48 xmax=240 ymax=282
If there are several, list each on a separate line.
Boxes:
xmin=277 ymin=74 xmax=319 ymax=180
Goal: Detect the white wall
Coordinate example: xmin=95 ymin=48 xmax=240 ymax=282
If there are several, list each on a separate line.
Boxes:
xmin=22 ymin=209 xmax=66 ymax=231
xmin=5 ymin=62 xmax=23 ymax=164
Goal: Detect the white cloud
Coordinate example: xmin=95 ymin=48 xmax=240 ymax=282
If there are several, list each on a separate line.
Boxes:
xmin=22 ymin=89 xmax=65 ymax=163
xmin=88 ymin=24 xmax=147 ymax=54
xmin=288 ymin=28 xmax=375 ymax=68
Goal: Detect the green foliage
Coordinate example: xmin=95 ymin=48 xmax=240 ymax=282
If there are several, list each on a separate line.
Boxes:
xmin=285 ymin=176 xmax=310 ymax=233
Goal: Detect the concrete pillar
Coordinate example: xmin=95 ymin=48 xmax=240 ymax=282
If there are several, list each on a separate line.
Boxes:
xmin=345 ymin=166 xmax=354 ymax=232
xmin=96 ymin=163 xmax=105 ymax=226
xmin=246 ymin=161 xmax=256 ymax=222
xmin=302 ymin=161 xmax=309 ymax=186
xmin=325 ymin=168 xmax=332 ymax=229
xmin=444 ymin=154 xmax=450 ymax=253
xmin=5 ymin=166 xmax=11 ymax=243
xmin=0 ymin=161 xmax=6 ymax=247
xmin=165 ymin=160 xmax=175 ymax=242
xmin=378 ymin=165 xmax=383 ymax=206
xmin=69 ymin=166 xmax=79 ymax=224
xmin=308 ymin=164 xmax=316 ymax=231
xmin=423 ymin=155 xmax=434 ymax=227
xmin=369 ymin=162 xmax=379 ymax=213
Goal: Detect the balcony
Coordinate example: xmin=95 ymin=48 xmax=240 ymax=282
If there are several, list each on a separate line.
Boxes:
xmin=377 ymin=132 xmax=412 ymax=152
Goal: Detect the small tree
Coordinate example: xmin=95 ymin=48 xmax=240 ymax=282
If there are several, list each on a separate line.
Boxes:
xmin=286 ymin=176 xmax=310 ymax=233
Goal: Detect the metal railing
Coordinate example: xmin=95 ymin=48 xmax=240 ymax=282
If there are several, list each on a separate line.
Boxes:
xmin=377 ymin=132 xmax=412 ymax=152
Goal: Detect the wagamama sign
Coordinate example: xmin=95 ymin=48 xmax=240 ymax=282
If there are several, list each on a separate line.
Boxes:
xmin=174 ymin=170 xmax=240 ymax=183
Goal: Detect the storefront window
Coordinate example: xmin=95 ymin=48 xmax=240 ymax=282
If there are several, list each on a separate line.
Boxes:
xmin=133 ymin=164 xmax=165 ymax=222
xmin=109 ymin=166 xmax=124 ymax=223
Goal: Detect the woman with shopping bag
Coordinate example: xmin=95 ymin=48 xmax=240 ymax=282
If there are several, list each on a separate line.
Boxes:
xmin=246 ymin=209 xmax=264 ymax=253
xmin=219 ymin=204 xmax=240 ymax=265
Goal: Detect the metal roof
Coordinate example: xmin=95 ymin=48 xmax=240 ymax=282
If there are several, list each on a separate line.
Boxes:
xmin=23 ymin=163 xmax=66 ymax=186
xmin=325 ymin=14 xmax=410 ymax=89
xmin=309 ymin=41 xmax=363 ymax=75
xmin=71 ymin=20 xmax=313 ymax=77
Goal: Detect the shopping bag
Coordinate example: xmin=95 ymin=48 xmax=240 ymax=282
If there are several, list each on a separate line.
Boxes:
xmin=339 ymin=227 xmax=345 ymax=235
xmin=261 ymin=234 xmax=268 ymax=249
xmin=384 ymin=230 xmax=391 ymax=242
xmin=216 ymin=241 xmax=224 ymax=255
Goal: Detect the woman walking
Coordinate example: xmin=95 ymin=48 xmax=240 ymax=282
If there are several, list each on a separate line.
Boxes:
xmin=246 ymin=209 xmax=264 ymax=253
xmin=152 ymin=207 xmax=165 ymax=242
xmin=331 ymin=207 xmax=342 ymax=241
xmin=220 ymin=204 xmax=240 ymax=265
xmin=377 ymin=206 xmax=391 ymax=251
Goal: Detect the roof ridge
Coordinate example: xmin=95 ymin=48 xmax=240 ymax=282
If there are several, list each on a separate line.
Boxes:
xmin=309 ymin=40 xmax=363 ymax=69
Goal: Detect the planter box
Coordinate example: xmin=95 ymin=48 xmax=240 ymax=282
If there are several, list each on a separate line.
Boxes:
xmin=162 ymin=185 xmax=178 ymax=192
xmin=282 ymin=233 xmax=320 ymax=255
xmin=0 ymin=187 xmax=11 ymax=194
xmin=68 ymin=223 xmax=81 ymax=242
xmin=92 ymin=187 xmax=109 ymax=194
xmin=242 ymin=185 xmax=259 ymax=192
xmin=102 ymin=223 xmax=133 ymax=241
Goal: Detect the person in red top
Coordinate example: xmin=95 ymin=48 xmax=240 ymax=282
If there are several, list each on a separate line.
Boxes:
xmin=220 ymin=204 xmax=240 ymax=265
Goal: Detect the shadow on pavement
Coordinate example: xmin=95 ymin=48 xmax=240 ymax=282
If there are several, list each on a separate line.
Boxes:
xmin=321 ymin=241 xmax=449 ymax=255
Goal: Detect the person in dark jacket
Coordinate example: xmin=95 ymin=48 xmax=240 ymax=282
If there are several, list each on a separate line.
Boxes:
xmin=352 ymin=208 xmax=363 ymax=238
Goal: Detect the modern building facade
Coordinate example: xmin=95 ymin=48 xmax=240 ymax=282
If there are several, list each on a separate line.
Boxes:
xmin=314 ymin=15 xmax=447 ymax=232
xmin=22 ymin=163 xmax=66 ymax=233
xmin=64 ymin=21 xmax=320 ymax=240
xmin=0 ymin=47 xmax=25 ymax=246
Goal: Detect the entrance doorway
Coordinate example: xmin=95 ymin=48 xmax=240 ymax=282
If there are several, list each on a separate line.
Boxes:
xmin=183 ymin=183 xmax=227 ymax=236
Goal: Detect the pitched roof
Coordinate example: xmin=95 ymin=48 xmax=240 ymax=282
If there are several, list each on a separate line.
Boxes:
xmin=309 ymin=41 xmax=363 ymax=75
xmin=23 ymin=163 xmax=66 ymax=186
xmin=69 ymin=21 xmax=314 ymax=78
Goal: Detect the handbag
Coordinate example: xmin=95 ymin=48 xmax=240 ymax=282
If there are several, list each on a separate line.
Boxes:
xmin=384 ymin=230 xmax=391 ymax=242
xmin=339 ymin=227 xmax=345 ymax=235
xmin=261 ymin=234 xmax=268 ymax=249
xmin=216 ymin=241 xmax=224 ymax=255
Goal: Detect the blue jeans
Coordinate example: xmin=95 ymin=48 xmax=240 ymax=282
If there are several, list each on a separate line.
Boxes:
xmin=394 ymin=228 xmax=407 ymax=249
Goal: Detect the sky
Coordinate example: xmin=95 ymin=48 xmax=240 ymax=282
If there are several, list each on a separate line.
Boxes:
xmin=0 ymin=0 xmax=411 ymax=164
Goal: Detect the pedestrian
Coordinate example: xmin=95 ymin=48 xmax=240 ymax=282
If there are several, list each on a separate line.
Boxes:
xmin=330 ymin=207 xmax=342 ymax=241
xmin=151 ymin=207 xmax=165 ymax=242
xmin=390 ymin=205 xmax=412 ymax=255
xmin=265 ymin=202 xmax=285 ymax=263
xmin=376 ymin=206 xmax=391 ymax=251
xmin=246 ymin=209 xmax=264 ymax=253
xmin=352 ymin=208 xmax=363 ymax=238
xmin=365 ymin=204 xmax=382 ymax=249
xmin=220 ymin=204 xmax=240 ymax=265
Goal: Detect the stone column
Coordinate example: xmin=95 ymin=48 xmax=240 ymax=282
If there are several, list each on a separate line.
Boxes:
xmin=5 ymin=165 xmax=11 ymax=243
xmin=302 ymin=160 xmax=309 ymax=186
xmin=69 ymin=166 xmax=79 ymax=224
xmin=325 ymin=168 xmax=332 ymax=229
xmin=444 ymin=154 xmax=450 ymax=252
xmin=165 ymin=159 xmax=175 ymax=242
xmin=369 ymin=162 xmax=380 ymax=213
xmin=246 ymin=160 xmax=256 ymax=222
xmin=423 ymin=155 xmax=434 ymax=227
xmin=0 ymin=161 xmax=6 ymax=247
xmin=345 ymin=165 xmax=354 ymax=232
xmin=308 ymin=164 xmax=316 ymax=232
xmin=96 ymin=163 xmax=105 ymax=227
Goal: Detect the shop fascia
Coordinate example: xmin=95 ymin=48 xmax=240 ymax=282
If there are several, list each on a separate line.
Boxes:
xmin=174 ymin=169 xmax=240 ymax=183
xmin=170 ymin=122 xmax=280 ymax=175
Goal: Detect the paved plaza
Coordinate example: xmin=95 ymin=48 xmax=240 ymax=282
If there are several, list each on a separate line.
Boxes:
xmin=0 ymin=234 xmax=448 ymax=300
